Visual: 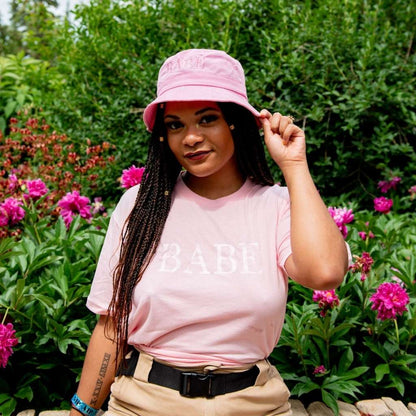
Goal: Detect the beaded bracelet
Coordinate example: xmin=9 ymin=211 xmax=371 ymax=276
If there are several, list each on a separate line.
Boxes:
xmin=71 ymin=393 xmax=98 ymax=416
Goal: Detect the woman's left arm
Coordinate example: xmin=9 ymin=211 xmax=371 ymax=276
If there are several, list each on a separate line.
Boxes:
xmin=260 ymin=110 xmax=348 ymax=290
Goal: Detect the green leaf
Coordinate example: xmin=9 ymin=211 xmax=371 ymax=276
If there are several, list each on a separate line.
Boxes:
xmin=342 ymin=366 xmax=369 ymax=380
xmin=291 ymin=379 xmax=320 ymax=396
xmin=322 ymin=390 xmax=339 ymax=416
xmin=387 ymin=375 xmax=405 ymax=396
xmin=4 ymin=100 xmax=17 ymax=118
xmin=338 ymin=348 xmax=353 ymax=373
xmin=375 ymin=364 xmax=390 ymax=382
xmin=0 ymin=397 xmax=17 ymax=416
xmin=14 ymin=386 xmax=33 ymax=401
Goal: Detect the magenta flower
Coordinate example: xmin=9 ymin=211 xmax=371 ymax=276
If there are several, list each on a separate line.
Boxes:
xmin=121 ymin=166 xmax=145 ymax=189
xmin=58 ymin=191 xmax=92 ymax=228
xmin=0 ymin=322 xmax=19 ymax=368
xmin=350 ymin=252 xmax=374 ymax=281
xmin=312 ymin=289 xmax=340 ymax=316
xmin=377 ymin=176 xmax=401 ymax=193
xmin=24 ymin=179 xmax=49 ymax=201
xmin=0 ymin=197 xmax=25 ymax=226
xmin=370 ymin=282 xmax=409 ymax=321
xmin=328 ymin=207 xmax=354 ymax=238
xmin=374 ymin=197 xmax=393 ymax=214
xmin=358 ymin=231 xmax=375 ymax=241
xmin=313 ymin=365 xmax=327 ymax=375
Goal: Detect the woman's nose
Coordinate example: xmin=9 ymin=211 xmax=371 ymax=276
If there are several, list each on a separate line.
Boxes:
xmin=183 ymin=124 xmax=204 ymax=146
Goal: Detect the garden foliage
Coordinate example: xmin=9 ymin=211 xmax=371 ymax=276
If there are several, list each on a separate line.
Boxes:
xmin=272 ymin=205 xmax=416 ymax=413
xmin=0 ymin=115 xmax=415 ymax=415
xmin=0 ymin=113 xmax=116 ymax=414
xmin=15 ymin=0 xmax=415 ymax=201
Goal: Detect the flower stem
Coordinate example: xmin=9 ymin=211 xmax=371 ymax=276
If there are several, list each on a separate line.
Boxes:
xmin=1 ymin=307 xmax=9 ymax=324
xmin=394 ymin=319 xmax=400 ymax=345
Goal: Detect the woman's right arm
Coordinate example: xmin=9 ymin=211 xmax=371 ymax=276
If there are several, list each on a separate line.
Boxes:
xmin=70 ymin=314 xmax=118 ymax=416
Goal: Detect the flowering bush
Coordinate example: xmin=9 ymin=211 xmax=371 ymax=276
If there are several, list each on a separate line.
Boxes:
xmin=0 ymin=109 xmax=415 ymax=416
xmin=272 ymin=178 xmax=416 ymax=414
xmin=0 ymin=113 xmax=118 ymax=415
xmin=0 ymin=111 xmax=116 ymax=239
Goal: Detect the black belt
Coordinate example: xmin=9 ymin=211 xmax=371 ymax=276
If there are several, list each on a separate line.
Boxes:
xmin=117 ymin=349 xmax=260 ymax=398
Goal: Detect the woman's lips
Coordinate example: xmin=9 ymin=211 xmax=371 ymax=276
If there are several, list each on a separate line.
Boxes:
xmin=184 ymin=150 xmax=212 ymax=161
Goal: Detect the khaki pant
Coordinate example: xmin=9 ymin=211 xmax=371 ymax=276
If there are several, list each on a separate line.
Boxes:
xmin=105 ymin=350 xmax=292 ymax=416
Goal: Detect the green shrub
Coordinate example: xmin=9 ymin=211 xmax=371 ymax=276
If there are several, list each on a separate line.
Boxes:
xmin=0 ymin=53 xmax=61 ymax=134
xmin=0 ymin=216 xmax=108 ymax=415
xmin=33 ymin=0 xmax=415 ymax=202
xmin=271 ymin=197 xmax=416 ymax=414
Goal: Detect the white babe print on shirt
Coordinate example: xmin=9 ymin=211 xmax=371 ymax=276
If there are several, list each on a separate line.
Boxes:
xmin=157 ymin=242 xmax=263 ymax=276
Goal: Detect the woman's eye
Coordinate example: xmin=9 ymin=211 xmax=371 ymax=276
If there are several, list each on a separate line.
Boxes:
xmin=165 ymin=121 xmax=183 ymax=131
xmin=199 ymin=114 xmax=218 ymax=125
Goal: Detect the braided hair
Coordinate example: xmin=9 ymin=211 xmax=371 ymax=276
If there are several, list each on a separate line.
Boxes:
xmin=107 ymin=102 xmax=274 ymax=365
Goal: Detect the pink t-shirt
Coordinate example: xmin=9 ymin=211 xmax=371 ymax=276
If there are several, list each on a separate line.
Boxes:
xmin=87 ymin=175 xmax=292 ymax=366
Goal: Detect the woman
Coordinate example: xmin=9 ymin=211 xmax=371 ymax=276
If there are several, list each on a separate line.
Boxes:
xmin=70 ymin=49 xmax=349 ymax=416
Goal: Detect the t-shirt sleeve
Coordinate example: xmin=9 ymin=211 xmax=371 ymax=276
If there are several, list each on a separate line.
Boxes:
xmin=275 ymin=187 xmax=292 ymax=272
xmin=86 ymin=185 xmax=139 ymax=315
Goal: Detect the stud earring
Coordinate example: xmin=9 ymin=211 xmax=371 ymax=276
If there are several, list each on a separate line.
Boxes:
xmin=229 ymin=124 xmax=235 ymax=130
xmin=159 ymin=136 xmax=164 ymax=142
xmin=164 ymin=190 xmax=169 ymax=196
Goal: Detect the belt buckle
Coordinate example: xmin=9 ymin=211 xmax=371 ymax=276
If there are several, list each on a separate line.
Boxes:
xmin=180 ymin=372 xmax=215 ymax=398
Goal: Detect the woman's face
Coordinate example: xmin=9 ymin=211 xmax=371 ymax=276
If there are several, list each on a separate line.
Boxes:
xmin=164 ymin=101 xmax=241 ymax=188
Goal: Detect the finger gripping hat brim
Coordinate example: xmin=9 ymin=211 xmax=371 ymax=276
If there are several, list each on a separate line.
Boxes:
xmin=143 ymin=49 xmax=260 ymax=132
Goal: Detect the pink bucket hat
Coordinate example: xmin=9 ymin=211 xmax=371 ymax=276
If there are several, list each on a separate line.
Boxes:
xmin=143 ymin=49 xmax=260 ymax=132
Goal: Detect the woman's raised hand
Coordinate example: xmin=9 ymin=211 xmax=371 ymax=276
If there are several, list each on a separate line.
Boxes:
xmin=259 ymin=110 xmax=307 ymax=171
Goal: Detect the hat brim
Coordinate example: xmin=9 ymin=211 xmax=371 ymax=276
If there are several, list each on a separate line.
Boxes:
xmin=143 ymin=85 xmax=260 ymax=132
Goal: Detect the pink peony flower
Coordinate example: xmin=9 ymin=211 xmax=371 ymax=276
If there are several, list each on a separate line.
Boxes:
xmin=0 ymin=197 xmax=25 ymax=226
xmin=313 ymin=365 xmax=327 ymax=375
xmin=370 ymin=282 xmax=409 ymax=321
xmin=121 ymin=166 xmax=145 ymax=189
xmin=378 ymin=176 xmax=401 ymax=193
xmin=0 ymin=322 xmax=19 ymax=368
xmin=409 ymin=185 xmax=416 ymax=199
xmin=58 ymin=191 xmax=92 ymax=228
xmin=312 ymin=289 xmax=340 ymax=316
xmin=350 ymin=252 xmax=374 ymax=281
xmin=374 ymin=197 xmax=393 ymax=214
xmin=328 ymin=207 xmax=354 ymax=238
xmin=24 ymin=179 xmax=49 ymax=201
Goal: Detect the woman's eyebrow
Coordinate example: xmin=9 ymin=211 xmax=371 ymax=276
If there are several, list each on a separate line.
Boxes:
xmin=195 ymin=107 xmax=220 ymax=115
xmin=163 ymin=114 xmax=180 ymax=120
xmin=164 ymin=107 xmax=219 ymax=120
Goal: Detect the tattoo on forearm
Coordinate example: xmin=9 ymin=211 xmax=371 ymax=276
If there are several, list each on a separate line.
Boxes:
xmin=90 ymin=353 xmax=111 ymax=407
